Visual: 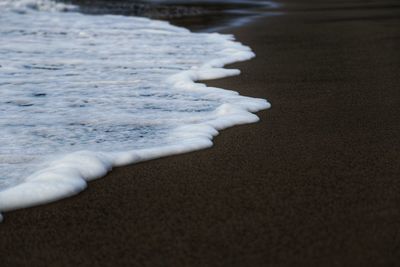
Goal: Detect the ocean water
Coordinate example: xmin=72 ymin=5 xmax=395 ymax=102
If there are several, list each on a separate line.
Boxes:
xmin=0 ymin=0 xmax=270 ymax=221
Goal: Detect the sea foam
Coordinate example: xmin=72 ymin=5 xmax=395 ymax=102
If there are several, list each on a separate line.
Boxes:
xmin=0 ymin=0 xmax=270 ymax=221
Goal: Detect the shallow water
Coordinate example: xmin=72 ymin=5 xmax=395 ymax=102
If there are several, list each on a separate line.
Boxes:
xmin=57 ymin=0 xmax=280 ymax=31
xmin=0 ymin=0 xmax=269 ymax=218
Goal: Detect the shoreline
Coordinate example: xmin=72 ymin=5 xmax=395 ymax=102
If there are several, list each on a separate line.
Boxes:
xmin=0 ymin=17 xmax=267 ymax=219
xmin=2 ymin=0 xmax=400 ymax=266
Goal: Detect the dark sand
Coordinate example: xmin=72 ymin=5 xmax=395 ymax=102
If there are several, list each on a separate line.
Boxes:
xmin=2 ymin=0 xmax=400 ymax=266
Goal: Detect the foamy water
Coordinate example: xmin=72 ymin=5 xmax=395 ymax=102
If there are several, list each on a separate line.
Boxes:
xmin=0 ymin=0 xmax=270 ymax=222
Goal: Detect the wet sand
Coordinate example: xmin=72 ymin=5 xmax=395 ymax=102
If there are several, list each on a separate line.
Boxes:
xmin=2 ymin=0 xmax=400 ymax=266
xmin=60 ymin=0 xmax=278 ymax=32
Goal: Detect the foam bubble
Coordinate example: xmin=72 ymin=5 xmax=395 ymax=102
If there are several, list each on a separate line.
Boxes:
xmin=0 ymin=0 xmax=270 ymax=220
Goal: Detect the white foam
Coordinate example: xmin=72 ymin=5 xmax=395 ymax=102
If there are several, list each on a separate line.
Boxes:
xmin=0 ymin=0 xmax=270 ymax=220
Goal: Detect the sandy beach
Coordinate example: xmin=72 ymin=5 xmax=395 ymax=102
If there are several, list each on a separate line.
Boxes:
xmin=2 ymin=0 xmax=400 ymax=266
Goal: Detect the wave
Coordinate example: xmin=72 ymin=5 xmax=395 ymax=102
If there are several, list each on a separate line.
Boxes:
xmin=0 ymin=0 xmax=270 ymax=222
